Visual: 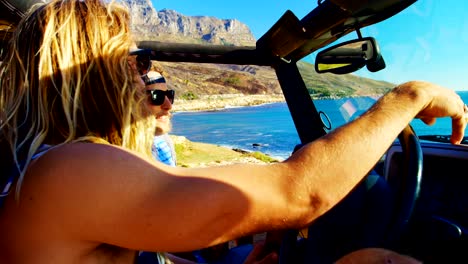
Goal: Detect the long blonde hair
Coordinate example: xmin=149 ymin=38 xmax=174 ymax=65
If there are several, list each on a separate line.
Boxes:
xmin=0 ymin=0 xmax=155 ymax=197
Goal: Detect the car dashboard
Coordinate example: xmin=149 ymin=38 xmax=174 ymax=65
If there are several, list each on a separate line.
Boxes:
xmin=384 ymin=141 xmax=468 ymax=262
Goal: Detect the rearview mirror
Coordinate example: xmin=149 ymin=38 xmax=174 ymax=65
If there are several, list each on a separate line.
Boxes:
xmin=315 ymin=37 xmax=385 ymax=74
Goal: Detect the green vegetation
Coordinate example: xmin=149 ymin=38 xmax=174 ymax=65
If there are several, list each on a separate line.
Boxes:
xmin=245 ymin=151 xmax=278 ymax=163
xmin=224 ymin=76 xmax=241 ymax=86
xmin=173 ymin=136 xmax=278 ymax=167
xmin=174 ymin=143 xmax=186 ymax=160
xmin=180 ymin=91 xmax=199 ymax=100
xmin=220 ymin=39 xmax=235 ymax=46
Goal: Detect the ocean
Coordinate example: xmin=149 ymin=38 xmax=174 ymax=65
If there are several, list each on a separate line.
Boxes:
xmin=172 ymin=92 xmax=468 ymax=161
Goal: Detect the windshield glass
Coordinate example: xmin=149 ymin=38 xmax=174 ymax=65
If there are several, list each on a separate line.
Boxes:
xmin=300 ymin=0 xmax=468 ymax=142
xmin=299 ymin=91 xmax=468 ymax=139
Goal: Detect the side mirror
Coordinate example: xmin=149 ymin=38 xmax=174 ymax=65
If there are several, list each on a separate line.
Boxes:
xmin=315 ymin=37 xmax=385 ymax=74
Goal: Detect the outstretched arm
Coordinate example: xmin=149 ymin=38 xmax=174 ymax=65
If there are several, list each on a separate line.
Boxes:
xmin=19 ymin=81 xmax=466 ymax=253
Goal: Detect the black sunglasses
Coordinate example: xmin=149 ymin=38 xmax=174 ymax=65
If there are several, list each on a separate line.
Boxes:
xmin=129 ymin=49 xmax=152 ymax=76
xmin=146 ymin=89 xmax=175 ymax=106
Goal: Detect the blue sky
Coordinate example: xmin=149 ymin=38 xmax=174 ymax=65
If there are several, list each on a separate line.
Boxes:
xmin=152 ymin=1 xmax=468 ymax=91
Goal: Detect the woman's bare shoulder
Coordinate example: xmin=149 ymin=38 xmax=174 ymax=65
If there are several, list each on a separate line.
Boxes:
xmin=23 ymin=142 xmax=156 ymax=204
xmin=15 ymin=142 xmax=162 ymax=240
xmin=33 ymin=142 xmax=151 ymax=173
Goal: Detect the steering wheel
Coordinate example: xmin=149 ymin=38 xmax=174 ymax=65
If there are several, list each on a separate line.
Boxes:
xmin=278 ymin=125 xmax=423 ymax=264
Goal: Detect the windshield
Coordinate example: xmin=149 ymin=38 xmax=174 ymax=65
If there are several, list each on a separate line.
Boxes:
xmin=301 ymin=92 xmax=468 ymax=143
xmin=299 ymin=0 xmax=468 ymax=143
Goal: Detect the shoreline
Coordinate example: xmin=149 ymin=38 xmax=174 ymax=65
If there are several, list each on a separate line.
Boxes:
xmin=172 ymin=94 xmax=285 ymax=112
xmin=170 ymin=94 xmax=286 ymax=166
xmin=170 ymin=93 xmax=385 ymax=164
xmin=171 ymin=135 xmax=280 ymax=167
xmin=171 ymin=93 xmax=384 ymax=112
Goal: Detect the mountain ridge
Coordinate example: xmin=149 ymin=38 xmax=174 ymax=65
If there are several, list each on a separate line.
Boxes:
xmin=125 ymin=0 xmax=256 ymax=46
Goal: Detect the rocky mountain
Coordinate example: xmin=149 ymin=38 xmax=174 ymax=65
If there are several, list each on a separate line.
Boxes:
xmin=122 ymin=0 xmax=394 ymax=99
xmin=124 ymin=0 xmax=256 ymax=46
